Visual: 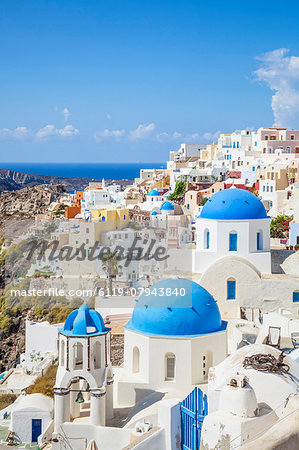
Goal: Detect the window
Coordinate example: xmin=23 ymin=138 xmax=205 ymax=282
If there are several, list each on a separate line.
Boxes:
xmin=265 ymin=135 xmax=269 ymax=140
xmin=102 ymin=216 xmax=105 ymax=221
xmin=227 ymin=279 xmax=236 ymax=300
xmin=263 ymin=186 xmax=265 ymax=192
xmin=229 ymin=232 xmax=237 ymax=251
xmin=291 ymin=135 xmax=295 ymax=140
xmin=133 ymin=347 xmax=140 ymax=373
xmin=293 ymin=291 xmax=299 ymax=302
xmin=257 ymin=231 xmax=263 ymax=250
xmin=93 ymin=341 xmax=101 ymax=369
xmin=124 ymin=214 xmax=126 ymax=220
xmin=86 ymin=228 xmax=89 ymax=234
xmin=73 ymin=342 xmax=83 ymax=370
xmin=165 ymin=353 xmax=175 ymax=380
xmin=204 ymin=229 xmax=210 ymax=249
xmin=60 ymin=340 xmax=65 ymax=367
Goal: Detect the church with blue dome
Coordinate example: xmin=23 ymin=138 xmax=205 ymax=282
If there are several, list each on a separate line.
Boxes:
xmin=117 ymin=278 xmax=227 ymax=406
xmin=193 ymin=187 xmax=272 ymax=320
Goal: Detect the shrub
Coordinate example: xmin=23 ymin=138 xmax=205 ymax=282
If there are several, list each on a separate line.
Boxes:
xmin=168 ymin=181 xmax=186 ymax=200
xmin=27 ymin=365 xmax=57 ymax=398
xmin=0 ymin=393 xmax=17 ymax=410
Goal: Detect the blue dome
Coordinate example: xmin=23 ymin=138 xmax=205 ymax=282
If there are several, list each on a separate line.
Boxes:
xmin=161 ymin=201 xmax=175 ymax=211
xmin=151 ymin=211 xmax=158 ymax=215
xmin=60 ymin=303 xmax=110 ymax=337
xmin=125 ymin=278 xmax=226 ymax=337
xmin=200 ymin=188 xmax=268 ymax=220
xmin=147 ymin=189 xmax=161 ymax=196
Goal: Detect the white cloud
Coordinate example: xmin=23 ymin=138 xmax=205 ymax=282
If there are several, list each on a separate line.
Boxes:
xmin=36 ymin=125 xmax=56 ymax=139
xmin=106 ymin=114 xmax=112 ymax=120
xmin=63 ymin=107 xmax=70 ymax=122
xmin=56 ymin=125 xmax=79 ymax=138
xmin=94 ymin=128 xmax=126 ymax=142
xmin=129 ymin=123 xmax=156 ymax=140
xmin=0 ymin=124 xmax=79 ymax=141
xmin=172 ymin=131 xmax=182 ymax=139
xmin=0 ymin=126 xmax=31 ymax=140
xmin=254 ymin=48 xmax=299 ymax=127
xmin=93 ymin=122 xmax=219 ymax=144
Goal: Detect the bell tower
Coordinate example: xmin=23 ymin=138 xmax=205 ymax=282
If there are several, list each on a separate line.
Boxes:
xmin=53 ymin=303 xmax=113 ymax=436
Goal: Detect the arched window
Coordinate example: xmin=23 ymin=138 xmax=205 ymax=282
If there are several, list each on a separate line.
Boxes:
xmin=227 ymin=278 xmax=236 ymax=300
xmin=229 ymin=232 xmax=237 ymax=251
xmin=73 ymin=342 xmax=83 ymax=370
xmin=257 ymin=231 xmax=263 ymax=250
xmin=204 ymin=229 xmax=210 ymax=249
xmin=60 ymin=340 xmax=65 ymax=367
xmin=93 ymin=341 xmax=101 ymax=369
xmin=132 ymin=346 xmax=140 ymax=373
xmin=165 ymin=353 xmax=175 ymax=380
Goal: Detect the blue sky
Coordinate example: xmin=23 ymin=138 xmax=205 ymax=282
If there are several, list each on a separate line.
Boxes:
xmin=0 ymin=0 xmax=299 ymax=163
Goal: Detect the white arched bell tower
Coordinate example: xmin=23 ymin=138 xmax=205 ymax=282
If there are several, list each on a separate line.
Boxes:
xmin=53 ymin=303 xmax=113 ymax=436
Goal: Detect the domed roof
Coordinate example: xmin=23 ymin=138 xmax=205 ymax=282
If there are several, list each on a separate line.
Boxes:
xmin=161 ymin=201 xmax=175 ymax=211
xmin=60 ymin=303 xmax=110 ymax=337
xmin=125 ymin=278 xmax=226 ymax=337
xmin=147 ymin=189 xmax=161 ymax=196
xmin=151 ymin=211 xmax=158 ymax=215
xmin=200 ymin=188 xmax=268 ymax=220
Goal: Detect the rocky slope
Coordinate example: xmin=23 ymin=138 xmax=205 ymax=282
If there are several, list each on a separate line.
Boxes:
xmin=0 ymin=183 xmax=65 ymax=218
xmin=0 ymin=168 xmax=132 ymax=192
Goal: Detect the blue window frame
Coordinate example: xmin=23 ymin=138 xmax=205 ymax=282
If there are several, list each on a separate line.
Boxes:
xmin=229 ymin=233 xmax=237 ymax=251
xmin=204 ymin=229 xmax=210 ymax=249
xmin=257 ymin=232 xmax=262 ymax=250
xmin=293 ymin=291 xmax=299 ymax=302
xmin=227 ymin=280 xmax=236 ymax=299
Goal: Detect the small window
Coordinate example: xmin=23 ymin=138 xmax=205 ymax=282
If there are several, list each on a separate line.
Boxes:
xmin=227 ymin=279 xmax=236 ymax=300
xmin=291 ymin=135 xmax=295 ymax=140
xmin=165 ymin=353 xmax=175 ymax=380
xmin=229 ymin=232 xmax=237 ymax=251
xmin=293 ymin=291 xmax=299 ymax=302
xmin=257 ymin=231 xmax=263 ymax=250
xmin=133 ymin=346 xmax=140 ymax=373
xmin=204 ymin=229 xmax=210 ymax=249
xmin=60 ymin=340 xmax=65 ymax=367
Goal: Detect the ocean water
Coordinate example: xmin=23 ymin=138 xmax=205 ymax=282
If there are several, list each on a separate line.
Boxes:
xmin=0 ymin=162 xmax=166 ymax=180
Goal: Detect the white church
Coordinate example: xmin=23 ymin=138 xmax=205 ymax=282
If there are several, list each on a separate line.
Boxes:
xmin=193 ymin=187 xmax=299 ymax=319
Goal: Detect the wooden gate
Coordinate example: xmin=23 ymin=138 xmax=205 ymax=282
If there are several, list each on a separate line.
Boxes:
xmin=180 ymin=387 xmax=208 ymax=450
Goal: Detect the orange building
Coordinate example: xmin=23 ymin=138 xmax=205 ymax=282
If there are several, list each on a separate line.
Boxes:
xmin=65 ymin=191 xmax=83 ymax=219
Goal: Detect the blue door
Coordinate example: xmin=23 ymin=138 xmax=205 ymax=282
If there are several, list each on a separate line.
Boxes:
xmin=32 ymin=419 xmax=42 ymax=442
xmin=180 ymin=387 xmax=208 ymax=449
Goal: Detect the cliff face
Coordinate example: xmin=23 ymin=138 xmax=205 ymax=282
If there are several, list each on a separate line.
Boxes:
xmin=0 ymin=168 xmax=92 ymax=192
xmin=0 ymin=184 xmax=66 ymax=218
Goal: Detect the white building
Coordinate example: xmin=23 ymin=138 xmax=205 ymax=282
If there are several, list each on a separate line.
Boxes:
xmin=193 ymin=187 xmax=299 ymax=319
xmin=20 ymin=320 xmax=61 ymax=372
xmin=117 ymin=278 xmax=227 ymax=406
xmin=11 ymin=394 xmax=53 ymax=444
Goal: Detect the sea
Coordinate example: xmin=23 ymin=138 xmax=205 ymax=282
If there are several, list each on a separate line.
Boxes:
xmin=0 ymin=162 xmax=166 ymax=181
